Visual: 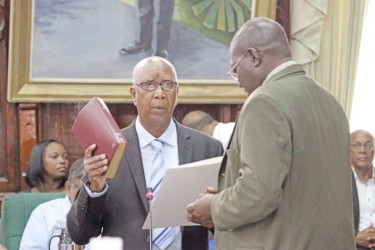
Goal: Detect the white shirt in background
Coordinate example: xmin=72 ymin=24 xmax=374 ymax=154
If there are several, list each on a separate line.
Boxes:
xmin=213 ymin=122 xmax=235 ymax=149
xmin=20 ymin=195 xmax=72 ymax=250
xmin=352 ymin=167 xmax=375 ymax=231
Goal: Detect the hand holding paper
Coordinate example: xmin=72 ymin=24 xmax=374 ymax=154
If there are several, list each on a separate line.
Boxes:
xmin=186 ymin=193 xmax=215 ymax=228
xmin=142 ymin=156 xmax=222 ymax=229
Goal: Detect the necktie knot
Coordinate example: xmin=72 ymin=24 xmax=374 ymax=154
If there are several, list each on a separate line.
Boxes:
xmin=151 ymin=139 xmax=164 ymax=153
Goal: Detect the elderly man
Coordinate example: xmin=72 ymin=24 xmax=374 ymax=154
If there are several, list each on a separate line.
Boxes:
xmin=20 ymin=158 xmax=85 ymax=250
xmin=351 ymin=129 xmax=375 ymax=249
xmin=67 ymin=56 xmax=223 ymax=250
xmin=187 ymin=17 xmax=356 ymax=249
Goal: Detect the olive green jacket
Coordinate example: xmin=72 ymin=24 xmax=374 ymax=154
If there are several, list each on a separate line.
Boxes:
xmin=211 ymin=64 xmax=356 ymax=250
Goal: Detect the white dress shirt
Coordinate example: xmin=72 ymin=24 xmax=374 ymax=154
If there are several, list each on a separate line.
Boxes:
xmin=212 ymin=122 xmax=235 ymax=149
xmin=135 ymin=117 xmax=179 ymax=187
xmin=19 ymin=195 xmax=72 ymax=250
xmin=85 ymin=117 xmax=182 ymax=250
xmin=352 ymin=167 xmax=375 ymax=231
xmin=135 ymin=117 xmax=182 ymax=250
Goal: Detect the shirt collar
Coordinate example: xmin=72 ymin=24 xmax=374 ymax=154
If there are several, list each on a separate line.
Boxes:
xmin=263 ymin=60 xmax=297 ymax=85
xmin=135 ymin=116 xmax=177 ymax=148
xmin=352 ymin=166 xmax=375 ymax=182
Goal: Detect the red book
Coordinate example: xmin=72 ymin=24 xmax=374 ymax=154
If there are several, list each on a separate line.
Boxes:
xmin=71 ymin=97 xmax=127 ymax=178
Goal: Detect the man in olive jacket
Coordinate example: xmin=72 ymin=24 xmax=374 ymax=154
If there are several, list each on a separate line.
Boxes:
xmin=187 ymin=17 xmax=356 ymax=250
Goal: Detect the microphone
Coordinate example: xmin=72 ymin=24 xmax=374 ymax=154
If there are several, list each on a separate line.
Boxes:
xmin=146 ymin=187 xmax=154 ymax=250
xmin=146 ymin=187 xmax=154 ymax=200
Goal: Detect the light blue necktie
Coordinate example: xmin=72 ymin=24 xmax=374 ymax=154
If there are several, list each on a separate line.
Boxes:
xmin=150 ymin=139 xmax=176 ymax=250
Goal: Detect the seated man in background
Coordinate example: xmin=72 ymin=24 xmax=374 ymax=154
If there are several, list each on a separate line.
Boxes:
xmin=181 ymin=110 xmax=235 ymax=149
xmin=351 ymin=129 xmax=375 ymax=249
xmin=20 ymin=158 xmax=85 ymax=250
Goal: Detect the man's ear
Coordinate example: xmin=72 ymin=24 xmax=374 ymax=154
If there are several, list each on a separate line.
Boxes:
xmin=248 ymin=48 xmax=261 ymax=67
xmin=130 ymin=86 xmax=137 ymax=105
xmin=64 ymin=181 xmax=70 ymax=193
xmin=175 ymin=86 xmax=179 ymax=106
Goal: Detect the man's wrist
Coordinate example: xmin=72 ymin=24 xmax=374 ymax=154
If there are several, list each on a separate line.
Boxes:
xmin=84 ymin=179 xmax=108 ymax=197
xmin=87 ymin=182 xmax=105 ymax=193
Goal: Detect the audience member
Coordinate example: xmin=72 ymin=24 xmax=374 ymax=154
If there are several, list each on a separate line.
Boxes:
xmin=20 ymin=158 xmax=85 ymax=250
xmin=23 ymin=139 xmax=69 ymax=193
xmin=67 ymin=56 xmax=224 ymax=250
xmin=119 ymin=1 xmax=175 ymax=58
xmin=181 ymin=110 xmax=235 ymax=149
xmin=186 ymin=17 xmax=356 ymax=249
xmin=351 ymin=129 xmax=375 ymax=249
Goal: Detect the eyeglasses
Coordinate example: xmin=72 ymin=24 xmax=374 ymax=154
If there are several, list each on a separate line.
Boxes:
xmin=227 ymin=51 xmax=249 ymax=81
xmin=136 ymin=80 xmax=178 ymax=92
xmin=227 ymin=49 xmax=261 ymax=81
xmin=350 ymin=142 xmax=374 ymax=150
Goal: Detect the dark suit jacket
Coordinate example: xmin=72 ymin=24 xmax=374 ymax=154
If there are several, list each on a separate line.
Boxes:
xmin=67 ymin=119 xmax=224 ymax=250
xmin=352 ymin=171 xmax=359 ymax=236
xmin=352 ymin=170 xmax=368 ymax=250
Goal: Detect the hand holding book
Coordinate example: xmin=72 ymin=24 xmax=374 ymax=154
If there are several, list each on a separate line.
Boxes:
xmin=83 ymin=143 xmax=110 ymax=192
xmin=72 ymin=97 xmax=127 ymax=179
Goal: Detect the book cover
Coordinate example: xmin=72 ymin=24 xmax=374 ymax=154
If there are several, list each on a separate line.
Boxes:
xmin=71 ymin=97 xmax=127 ymax=178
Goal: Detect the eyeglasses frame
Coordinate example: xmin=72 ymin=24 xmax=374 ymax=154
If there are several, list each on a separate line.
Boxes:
xmin=136 ymin=80 xmax=178 ymax=92
xmin=350 ymin=142 xmax=375 ymax=150
xmin=227 ymin=48 xmax=261 ymax=81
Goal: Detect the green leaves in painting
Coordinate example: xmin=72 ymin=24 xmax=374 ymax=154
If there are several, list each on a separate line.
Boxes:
xmin=190 ymin=0 xmax=252 ymax=32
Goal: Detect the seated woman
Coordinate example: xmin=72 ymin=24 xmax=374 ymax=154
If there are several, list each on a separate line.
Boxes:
xmin=23 ymin=139 xmax=69 ymax=193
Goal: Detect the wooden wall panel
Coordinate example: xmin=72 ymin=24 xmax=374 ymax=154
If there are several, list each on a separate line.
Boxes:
xmin=36 ymin=103 xmax=237 ymax=170
xmin=0 ymin=0 xmax=17 ymax=198
xmin=18 ymin=104 xmax=36 ymax=191
xmin=37 ymin=103 xmax=139 ymax=165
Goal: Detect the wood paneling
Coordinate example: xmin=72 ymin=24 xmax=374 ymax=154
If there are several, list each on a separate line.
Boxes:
xmin=35 ymin=103 xmax=237 ymax=169
xmin=18 ymin=104 xmax=36 ymax=190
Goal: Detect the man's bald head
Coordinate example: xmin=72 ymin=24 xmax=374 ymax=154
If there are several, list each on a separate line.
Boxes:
xmin=228 ymin=17 xmax=292 ymax=95
xmin=231 ymin=17 xmax=291 ymax=59
xmin=182 ymin=110 xmax=215 ymax=131
xmin=132 ymin=56 xmax=177 ymax=85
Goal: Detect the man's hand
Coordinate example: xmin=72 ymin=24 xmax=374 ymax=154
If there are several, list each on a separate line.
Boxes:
xmin=186 ymin=190 xmax=216 ymax=229
xmin=84 ymin=144 xmax=108 ymax=192
xmin=356 ymin=224 xmax=375 ymax=249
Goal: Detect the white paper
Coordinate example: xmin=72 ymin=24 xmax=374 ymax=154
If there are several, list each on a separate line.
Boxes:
xmin=142 ymin=156 xmax=223 ymax=229
xmin=90 ymin=236 xmax=123 ymax=250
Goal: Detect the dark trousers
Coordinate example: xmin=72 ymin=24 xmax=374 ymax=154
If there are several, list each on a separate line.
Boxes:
xmin=137 ymin=0 xmax=175 ymax=51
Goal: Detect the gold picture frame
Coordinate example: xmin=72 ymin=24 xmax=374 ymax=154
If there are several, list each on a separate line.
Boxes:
xmin=7 ymin=0 xmax=275 ymax=104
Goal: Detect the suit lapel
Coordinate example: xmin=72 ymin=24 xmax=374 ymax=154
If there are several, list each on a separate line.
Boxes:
xmin=123 ymin=123 xmax=149 ymax=211
xmin=123 ymin=120 xmax=196 ymax=212
xmin=174 ymin=121 xmax=193 ymax=235
xmin=175 ymin=121 xmax=193 ymax=165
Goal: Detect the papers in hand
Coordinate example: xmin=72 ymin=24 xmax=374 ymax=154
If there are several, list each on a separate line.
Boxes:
xmin=142 ymin=156 xmax=223 ymax=229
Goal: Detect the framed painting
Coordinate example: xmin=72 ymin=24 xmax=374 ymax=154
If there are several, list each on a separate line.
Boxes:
xmin=7 ymin=0 xmax=276 ymax=103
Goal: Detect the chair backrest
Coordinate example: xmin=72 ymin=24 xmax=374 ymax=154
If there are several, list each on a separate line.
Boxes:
xmin=0 ymin=192 xmax=66 ymax=250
